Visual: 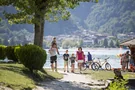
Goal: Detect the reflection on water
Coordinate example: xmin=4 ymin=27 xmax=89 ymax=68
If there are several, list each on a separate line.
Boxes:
xmin=44 ymin=49 xmax=129 ymax=68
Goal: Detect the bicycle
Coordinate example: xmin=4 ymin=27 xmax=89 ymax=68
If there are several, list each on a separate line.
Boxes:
xmin=82 ymin=58 xmax=99 ymax=71
xmin=96 ymin=57 xmax=111 ymax=71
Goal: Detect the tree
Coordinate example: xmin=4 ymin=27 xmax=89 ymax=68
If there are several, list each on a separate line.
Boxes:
xmin=94 ymin=38 xmax=98 ymax=45
xmin=0 ymin=0 xmax=98 ymax=47
xmin=0 ymin=38 xmax=3 ymax=44
xmin=115 ymin=40 xmax=120 ymax=48
xmin=102 ymin=38 xmax=108 ymax=48
xmin=109 ymin=40 xmax=115 ymax=48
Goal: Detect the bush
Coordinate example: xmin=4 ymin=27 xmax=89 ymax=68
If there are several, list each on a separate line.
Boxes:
xmin=14 ymin=46 xmax=21 ymax=63
xmin=18 ymin=45 xmax=47 ymax=72
xmin=5 ymin=46 xmax=18 ymax=62
xmin=0 ymin=45 xmax=6 ymax=60
xmin=107 ymin=75 xmax=129 ymax=90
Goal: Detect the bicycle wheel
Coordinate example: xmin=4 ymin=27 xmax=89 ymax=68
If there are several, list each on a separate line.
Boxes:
xmin=82 ymin=63 xmax=87 ymax=71
xmin=91 ymin=62 xmax=99 ymax=71
xmin=105 ymin=63 xmax=111 ymax=70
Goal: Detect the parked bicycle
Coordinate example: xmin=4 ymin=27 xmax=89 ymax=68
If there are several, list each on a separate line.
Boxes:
xmin=82 ymin=58 xmax=99 ymax=71
xmin=96 ymin=57 xmax=111 ymax=71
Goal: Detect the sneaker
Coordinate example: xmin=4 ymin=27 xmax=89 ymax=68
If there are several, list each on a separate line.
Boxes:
xmin=67 ymin=71 xmax=69 ymax=73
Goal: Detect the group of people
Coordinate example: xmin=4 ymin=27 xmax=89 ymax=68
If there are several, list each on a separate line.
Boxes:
xmin=120 ymin=51 xmax=135 ymax=72
xmin=49 ymin=37 xmax=92 ymax=73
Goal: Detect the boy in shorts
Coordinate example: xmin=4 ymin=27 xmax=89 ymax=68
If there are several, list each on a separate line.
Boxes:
xmin=63 ymin=50 xmax=69 ymax=72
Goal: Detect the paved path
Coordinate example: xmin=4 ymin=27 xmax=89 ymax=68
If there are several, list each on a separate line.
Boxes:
xmin=34 ymin=70 xmax=108 ymax=90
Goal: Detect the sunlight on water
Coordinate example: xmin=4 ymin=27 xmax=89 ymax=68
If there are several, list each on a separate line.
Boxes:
xmin=44 ymin=48 xmax=129 ymax=68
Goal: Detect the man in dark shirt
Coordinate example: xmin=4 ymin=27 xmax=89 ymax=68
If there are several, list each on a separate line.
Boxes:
xmin=63 ymin=50 xmax=69 ymax=72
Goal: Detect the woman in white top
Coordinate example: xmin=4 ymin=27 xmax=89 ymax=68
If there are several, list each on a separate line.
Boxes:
xmin=49 ymin=43 xmax=59 ymax=72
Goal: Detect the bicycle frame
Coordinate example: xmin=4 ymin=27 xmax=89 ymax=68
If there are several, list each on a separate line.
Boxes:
xmin=97 ymin=57 xmax=110 ymax=68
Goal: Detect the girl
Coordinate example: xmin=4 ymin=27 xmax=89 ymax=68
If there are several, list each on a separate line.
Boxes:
xmin=76 ymin=47 xmax=84 ymax=74
xmin=70 ymin=54 xmax=76 ymax=73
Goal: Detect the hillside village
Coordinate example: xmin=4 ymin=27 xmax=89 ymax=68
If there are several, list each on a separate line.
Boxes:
xmin=44 ymin=29 xmax=135 ymax=48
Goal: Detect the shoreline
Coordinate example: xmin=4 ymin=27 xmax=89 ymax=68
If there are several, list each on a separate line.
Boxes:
xmin=45 ymin=48 xmax=129 ymax=50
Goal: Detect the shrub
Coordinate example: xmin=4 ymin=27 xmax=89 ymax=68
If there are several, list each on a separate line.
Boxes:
xmin=0 ymin=45 xmax=6 ymax=60
xmin=14 ymin=46 xmax=21 ymax=63
xmin=18 ymin=45 xmax=47 ymax=72
xmin=107 ymin=75 xmax=129 ymax=90
xmin=5 ymin=46 xmax=18 ymax=62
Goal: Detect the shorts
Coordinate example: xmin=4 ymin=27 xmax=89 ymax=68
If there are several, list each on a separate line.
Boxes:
xmin=50 ymin=55 xmax=57 ymax=63
xmin=64 ymin=60 xmax=68 ymax=66
xmin=71 ymin=63 xmax=75 ymax=65
xmin=77 ymin=60 xmax=84 ymax=63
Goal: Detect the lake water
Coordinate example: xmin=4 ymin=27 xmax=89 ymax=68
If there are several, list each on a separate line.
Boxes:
xmin=44 ymin=48 xmax=129 ymax=69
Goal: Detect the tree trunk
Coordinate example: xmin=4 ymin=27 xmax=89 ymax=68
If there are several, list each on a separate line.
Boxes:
xmin=34 ymin=16 xmax=44 ymax=48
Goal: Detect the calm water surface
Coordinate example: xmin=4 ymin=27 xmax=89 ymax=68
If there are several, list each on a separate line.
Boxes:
xmin=44 ymin=48 xmax=129 ymax=68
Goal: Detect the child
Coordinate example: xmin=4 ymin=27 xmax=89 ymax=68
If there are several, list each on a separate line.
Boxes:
xmin=63 ymin=50 xmax=69 ymax=72
xmin=70 ymin=54 xmax=76 ymax=73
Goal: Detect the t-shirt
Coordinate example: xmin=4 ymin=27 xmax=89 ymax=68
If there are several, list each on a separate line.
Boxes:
xmin=49 ymin=48 xmax=57 ymax=56
xmin=63 ymin=54 xmax=69 ymax=61
xmin=70 ymin=57 xmax=76 ymax=63
xmin=77 ymin=51 xmax=84 ymax=60
xmin=51 ymin=41 xmax=57 ymax=46
xmin=88 ymin=54 xmax=92 ymax=61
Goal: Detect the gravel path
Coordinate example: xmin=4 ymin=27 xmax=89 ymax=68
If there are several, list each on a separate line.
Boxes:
xmin=34 ymin=70 xmax=108 ymax=90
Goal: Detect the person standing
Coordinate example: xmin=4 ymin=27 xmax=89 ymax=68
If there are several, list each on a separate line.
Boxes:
xmin=70 ymin=53 xmax=76 ymax=73
xmin=125 ymin=51 xmax=130 ymax=70
xmin=51 ymin=37 xmax=59 ymax=54
xmin=51 ymin=37 xmax=57 ymax=46
xmin=63 ymin=50 xmax=69 ymax=72
xmin=49 ymin=43 xmax=59 ymax=72
xmin=76 ymin=47 xmax=84 ymax=74
xmin=87 ymin=52 xmax=92 ymax=62
xmin=120 ymin=54 xmax=126 ymax=71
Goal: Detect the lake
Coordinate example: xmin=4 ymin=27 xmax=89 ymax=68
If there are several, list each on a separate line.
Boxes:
xmin=44 ymin=48 xmax=129 ymax=69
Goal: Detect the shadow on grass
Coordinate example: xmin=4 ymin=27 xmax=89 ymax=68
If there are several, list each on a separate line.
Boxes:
xmin=0 ymin=64 xmax=57 ymax=82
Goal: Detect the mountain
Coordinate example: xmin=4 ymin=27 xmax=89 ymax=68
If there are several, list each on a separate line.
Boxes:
xmin=0 ymin=0 xmax=135 ymax=36
xmin=85 ymin=0 xmax=135 ymax=35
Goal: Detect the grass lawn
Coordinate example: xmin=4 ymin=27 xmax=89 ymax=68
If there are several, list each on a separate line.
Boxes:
xmin=82 ymin=70 xmax=135 ymax=80
xmin=0 ymin=63 xmax=63 ymax=90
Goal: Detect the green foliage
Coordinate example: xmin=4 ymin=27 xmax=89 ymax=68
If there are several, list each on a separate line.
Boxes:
xmin=14 ymin=46 xmax=21 ymax=63
xmin=102 ymin=38 xmax=108 ymax=48
xmin=5 ymin=46 xmax=18 ymax=62
xmin=85 ymin=0 xmax=135 ymax=35
xmin=115 ymin=40 xmax=120 ymax=48
xmin=62 ymin=39 xmax=81 ymax=48
xmin=18 ymin=45 xmax=47 ymax=72
xmin=109 ymin=40 xmax=115 ymax=48
xmin=0 ymin=45 xmax=6 ymax=60
xmin=108 ymin=76 xmax=129 ymax=90
xmin=0 ymin=0 xmax=98 ymax=24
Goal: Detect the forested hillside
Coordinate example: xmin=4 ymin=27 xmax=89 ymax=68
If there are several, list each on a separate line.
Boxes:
xmin=0 ymin=0 xmax=135 ymax=46
xmin=85 ymin=0 xmax=135 ymax=35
